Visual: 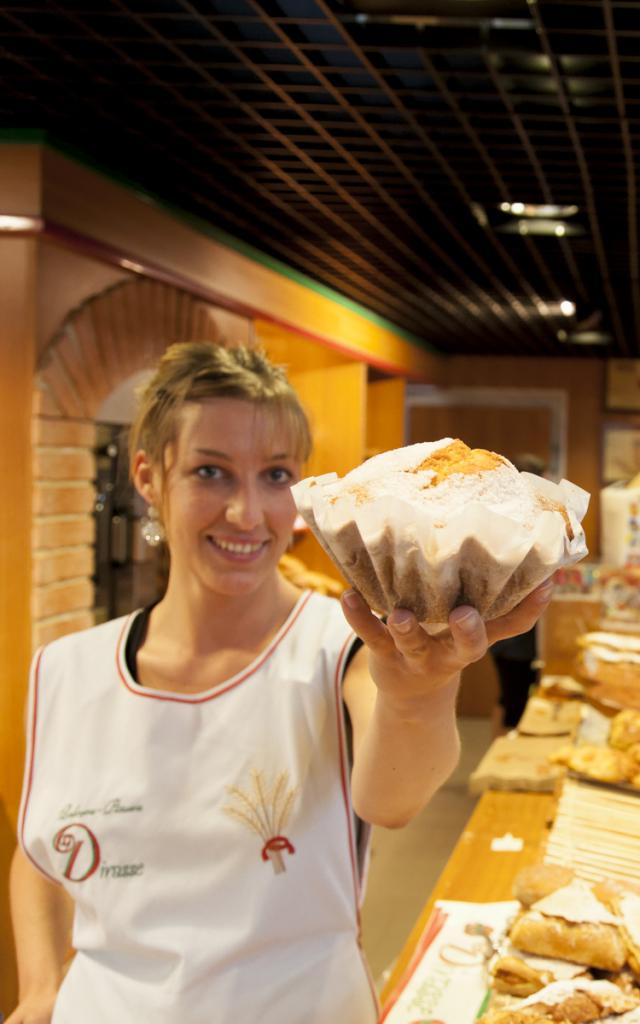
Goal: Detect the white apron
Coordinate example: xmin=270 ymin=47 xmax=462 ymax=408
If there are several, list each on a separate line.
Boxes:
xmin=19 ymin=590 xmax=379 ymax=1023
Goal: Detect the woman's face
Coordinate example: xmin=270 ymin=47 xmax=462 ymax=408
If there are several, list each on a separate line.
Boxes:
xmin=157 ymin=398 xmax=302 ymax=599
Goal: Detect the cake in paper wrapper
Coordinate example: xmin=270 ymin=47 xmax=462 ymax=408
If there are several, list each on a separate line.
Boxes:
xmin=291 ymin=439 xmax=589 ymax=627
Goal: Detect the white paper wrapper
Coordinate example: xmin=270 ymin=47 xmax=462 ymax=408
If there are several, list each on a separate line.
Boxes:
xmin=291 ymin=440 xmax=590 ymax=627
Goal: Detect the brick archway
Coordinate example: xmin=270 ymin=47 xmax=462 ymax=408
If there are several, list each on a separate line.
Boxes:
xmin=32 ymin=277 xmax=251 ymax=649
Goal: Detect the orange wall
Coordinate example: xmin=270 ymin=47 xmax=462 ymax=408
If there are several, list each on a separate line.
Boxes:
xmin=289 ymin=361 xmax=368 ymax=581
xmin=0 ymin=238 xmax=37 ymax=1011
xmin=366 ymin=377 xmax=407 ymax=456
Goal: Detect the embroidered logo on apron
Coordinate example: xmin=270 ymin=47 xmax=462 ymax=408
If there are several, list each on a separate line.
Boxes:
xmin=53 ymin=823 xmax=101 ymax=882
xmin=224 ymin=768 xmax=298 ymax=874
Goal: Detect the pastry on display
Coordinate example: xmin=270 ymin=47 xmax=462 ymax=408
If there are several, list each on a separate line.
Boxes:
xmin=588 ymin=680 xmax=640 ymax=713
xmin=610 ymin=710 xmax=640 ymax=752
xmin=546 ymin=710 xmax=640 ymax=788
xmin=578 ymin=633 xmax=640 ymax=655
xmin=512 ymin=862 xmax=640 ymax=913
xmin=616 ymin=892 xmax=640 ymax=978
xmin=549 ymin=743 xmax=635 ymax=785
xmin=478 ymin=978 xmax=640 ymax=1023
xmin=513 ymin=863 xmax=577 ymax=908
xmin=508 ymin=912 xmax=626 ymax=972
xmin=478 ymin=867 xmax=640 ymax=1023
xmin=575 ymin=634 xmax=640 ymax=701
xmin=292 ymin=439 xmax=589 ymax=627
xmin=537 ymin=674 xmax=586 ymax=700
xmin=509 ymin=878 xmax=627 ymax=970
xmin=490 ymin=955 xmax=554 ymax=997
xmin=277 ymin=552 xmax=344 ymax=597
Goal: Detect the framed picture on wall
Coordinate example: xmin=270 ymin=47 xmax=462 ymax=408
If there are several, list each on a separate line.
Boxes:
xmin=606 ymin=359 xmax=640 ymax=411
xmin=602 ymin=422 xmax=640 ymax=484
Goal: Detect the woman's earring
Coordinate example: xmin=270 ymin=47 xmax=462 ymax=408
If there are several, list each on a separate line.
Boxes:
xmin=140 ymin=505 xmax=165 ymax=547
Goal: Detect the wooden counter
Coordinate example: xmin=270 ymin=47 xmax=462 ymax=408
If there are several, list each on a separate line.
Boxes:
xmin=380 ymin=789 xmax=555 ymax=1005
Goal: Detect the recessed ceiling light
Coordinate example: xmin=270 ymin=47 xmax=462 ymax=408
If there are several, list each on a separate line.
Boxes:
xmin=557 ymin=329 xmax=611 ymax=346
xmin=497 ymin=218 xmax=584 ymax=236
xmin=568 ymin=330 xmax=611 ymax=345
xmin=497 ymin=202 xmax=580 ymax=218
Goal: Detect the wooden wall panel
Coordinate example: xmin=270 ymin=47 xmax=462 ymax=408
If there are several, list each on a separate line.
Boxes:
xmin=290 ymin=362 xmax=367 ymax=478
xmin=258 ymin=320 xmax=351 ymax=372
xmin=445 ymin=356 xmax=604 ymax=557
xmin=0 ymin=238 xmax=37 ymax=1012
xmin=289 ymin=362 xmax=367 ymax=581
xmin=366 ymin=377 xmax=406 ymax=456
xmin=0 ymin=144 xmax=42 ymax=214
xmin=409 ymin=405 xmax=552 ymax=469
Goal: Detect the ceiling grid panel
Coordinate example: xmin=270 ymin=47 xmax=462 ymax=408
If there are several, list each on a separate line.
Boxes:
xmin=1 ymin=0 xmax=638 ymax=355
xmin=109 ymin=0 xmax=520 ymax=351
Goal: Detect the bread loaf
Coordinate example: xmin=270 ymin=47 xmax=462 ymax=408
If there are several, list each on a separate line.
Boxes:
xmin=509 ymin=911 xmax=626 ymax=971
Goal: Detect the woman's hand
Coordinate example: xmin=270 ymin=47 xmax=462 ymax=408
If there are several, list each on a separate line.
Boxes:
xmin=342 ymin=578 xmax=555 ymax=826
xmin=5 ymin=991 xmax=57 ymax=1024
xmin=341 ymin=577 xmax=555 ymax=707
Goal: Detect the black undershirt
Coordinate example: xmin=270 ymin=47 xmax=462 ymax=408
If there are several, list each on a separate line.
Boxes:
xmin=124 ymin=604 xmax=155 ymax=678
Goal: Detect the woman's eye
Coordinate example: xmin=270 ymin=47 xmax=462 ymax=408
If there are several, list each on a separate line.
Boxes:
xmin=268 ymin=467 xmax=293 ymax=484
xmin=196 ymin=465 xmax=223 ymax=480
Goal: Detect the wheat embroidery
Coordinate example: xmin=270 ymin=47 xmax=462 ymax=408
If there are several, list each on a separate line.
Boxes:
xmin=224 ymin=768 xmax=298 ymax=874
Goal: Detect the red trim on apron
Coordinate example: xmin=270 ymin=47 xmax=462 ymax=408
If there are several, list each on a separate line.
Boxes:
xmin=115 ymin=590 xmax=314 ymax=703
xmin=18 ymin=646 xmax=61 ymax=884
xmin=333 ymin=636 xmax=381 ymax=1016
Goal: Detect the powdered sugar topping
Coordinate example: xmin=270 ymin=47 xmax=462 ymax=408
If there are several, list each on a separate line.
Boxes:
xmin=331 ymin=442 xmax=549 ymax=531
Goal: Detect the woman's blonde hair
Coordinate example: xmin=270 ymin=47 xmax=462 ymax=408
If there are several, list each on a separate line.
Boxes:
xmin=129 ymin=342 xmax=312 ymax=481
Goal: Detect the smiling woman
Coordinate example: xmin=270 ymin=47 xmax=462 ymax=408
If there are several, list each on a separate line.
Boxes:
xmin=9 ymin=341 xmax=554 ymax=1024
xmin=133 ymin=398 xmax=303 ymax=607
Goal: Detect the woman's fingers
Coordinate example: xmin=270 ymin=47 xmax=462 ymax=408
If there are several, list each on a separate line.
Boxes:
xmin=342 ymin=594 xmax=439 ymax=663
xmin=343 ymin=592 xmax=489 ymax=666
xmin=342 ymin=577 xmax=554 ymax=674
xmin=340 ymin=591 xmax=392 ymax=653
xmin=448 ymin=606 xmax=488 ymax=664
xmin=386 ymin=609 xmax=432 ymax=659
